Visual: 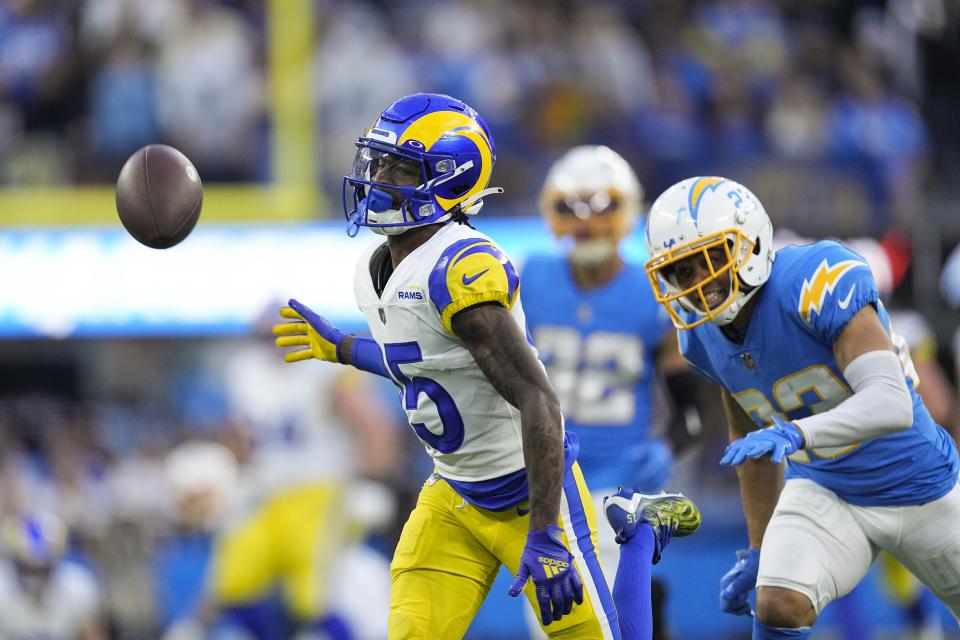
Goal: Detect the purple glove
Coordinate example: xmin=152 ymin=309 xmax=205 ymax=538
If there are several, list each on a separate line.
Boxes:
xmin=720 ymin=415 xmax=805 ymax=465
xmin=508 ymin=524 xmax=584 ymax=625
xmin=720 ymin=548 xmax=760 ymax=616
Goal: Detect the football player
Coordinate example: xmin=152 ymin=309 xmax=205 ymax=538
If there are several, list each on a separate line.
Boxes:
xmin=522 ymin=146 xmax=705 ymax=637
xmin=273 ymin=93 xmax=700 ymax=640
xmin=644 ymin=176 xmax=960 ymax=639
xmin=161 ymin=338 xmax=399 ymax=640
xmin=0 ymin=511 xmax=107 ymax=640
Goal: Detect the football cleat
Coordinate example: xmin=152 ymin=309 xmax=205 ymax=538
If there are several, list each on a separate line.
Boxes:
xmin=603 ymin=488 xmax=701 ymax=564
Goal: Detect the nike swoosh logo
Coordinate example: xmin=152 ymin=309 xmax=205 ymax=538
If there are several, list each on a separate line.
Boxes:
xmin=462 ymin=269 xmax=489 ymax=286
xmin=838 ymin=284 xmax=856 ymax=310
xmin=516 ymin=505 xmax=530 ymax=517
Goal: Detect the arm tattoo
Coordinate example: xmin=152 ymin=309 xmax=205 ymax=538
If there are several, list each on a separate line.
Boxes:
xmin=452 ymin=303 xmax=564 ymax=531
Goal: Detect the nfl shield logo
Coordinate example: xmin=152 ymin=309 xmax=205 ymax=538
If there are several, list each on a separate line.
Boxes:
xmin=378 ymin=307 xmax=386 ymax=324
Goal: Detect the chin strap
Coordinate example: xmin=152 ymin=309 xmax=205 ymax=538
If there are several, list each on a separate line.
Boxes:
xmin=709 ymin=282 xmax=761 ymax=326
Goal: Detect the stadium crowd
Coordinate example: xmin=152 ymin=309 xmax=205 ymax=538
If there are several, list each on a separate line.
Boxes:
xmin=2 ymin=0 xmax=958 ymax=230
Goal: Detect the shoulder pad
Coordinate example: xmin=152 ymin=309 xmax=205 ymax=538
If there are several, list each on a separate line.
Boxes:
xmin=429 ymin=237 xmax=520 ymax=333
xmin=781 ymin=241 xmax=879 ymax=343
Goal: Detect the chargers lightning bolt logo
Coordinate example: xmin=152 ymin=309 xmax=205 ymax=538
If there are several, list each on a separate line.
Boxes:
xmin=688 ymin=177 xmax=728 ymax=222
xmin=798 ymin=259 xmax=867 ymax=322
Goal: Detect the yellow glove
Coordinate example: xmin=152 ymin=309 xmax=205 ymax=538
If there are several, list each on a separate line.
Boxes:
xmin=272 ymin=298 xmax=347 ymax=363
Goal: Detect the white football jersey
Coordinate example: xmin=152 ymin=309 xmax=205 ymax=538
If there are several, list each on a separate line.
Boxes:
xmin=354 ymin=222 xmax=534 ymax=483
xmin=220 ymin=341 xmax=354 ymax=498
xmin=0 ymin=561 xmax=101 ymax=638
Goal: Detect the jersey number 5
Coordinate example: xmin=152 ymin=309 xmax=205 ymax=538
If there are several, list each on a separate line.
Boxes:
xmin=384 ymin=342 xmax=465 ymax=453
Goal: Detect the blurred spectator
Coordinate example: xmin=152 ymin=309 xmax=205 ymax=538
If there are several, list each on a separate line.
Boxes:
xmin=85 ymin=34 xmax=160 ymax=178
xmin=154 ymin=0 xmax=264 ymax=181
xmin=764 ymin=73 xmax=829 ymax=159
xmin=826 ymin=50 xmax=929 ymax=224
xmin=80 ymin=0 xmax=185 ymax=49
xmin=941 ymin=242 xmax=960 ymax=310
xmin=313 ymin=2 xmax=417 ymax=199
xmin=0 ymin=0 xmax=72 ymax=120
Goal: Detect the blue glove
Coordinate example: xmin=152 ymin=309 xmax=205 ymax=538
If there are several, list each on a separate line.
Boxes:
xmin=720 ymin=415 xmax=805 ymax=465
xmin=508 ymin=524 xmax=584 ymax=625
xmin=273 ymin=298 xmax=347 ymax=363
xmin=720 ymin=548 xmax=760 ymax=616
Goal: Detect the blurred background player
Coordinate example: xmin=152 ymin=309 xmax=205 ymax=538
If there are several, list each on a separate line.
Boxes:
xmin=0 ymin=510 xmax=107 ymax=640
xmin=519 ymin=145 xmax=705 ymax=639
xmin=161 ymin=326 xmax=400 ymax=640
xmin=645 ymin=176 xmax=960 ymax=640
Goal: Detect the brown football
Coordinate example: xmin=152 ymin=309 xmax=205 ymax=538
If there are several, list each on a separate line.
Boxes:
xmin=116 ymin=144 xmax=203 ymax=249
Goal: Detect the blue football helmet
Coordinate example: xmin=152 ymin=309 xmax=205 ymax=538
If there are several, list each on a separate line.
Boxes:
xmin=342 ymin=93 xmax=503 ymax=236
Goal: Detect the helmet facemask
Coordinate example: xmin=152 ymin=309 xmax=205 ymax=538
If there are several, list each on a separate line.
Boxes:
xmin=548 ymin=188 xmax=634 ymax=266
xmin=646 ymin=229 xmax=761 ymax=329
xmin=540 ymin=146 xmax=642 ymax=267
xmin=344 ymin=142 xmax=445 ymax=236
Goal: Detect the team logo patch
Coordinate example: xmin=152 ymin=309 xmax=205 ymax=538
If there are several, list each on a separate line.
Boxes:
xmin=367 ymin=127 xmax=397 ymax=144
xmin=687 ymin=177 xmax=727 ymax=222
xmin=397 ymin=288 xmax=424 ymax=301
xmin=798 ymin=259 xmax=867 ymax=322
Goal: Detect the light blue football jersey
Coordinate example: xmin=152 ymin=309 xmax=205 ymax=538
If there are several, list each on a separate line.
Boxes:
xmin=682 ymin=240 xmax=959 ymax=506
xmin=522 ymin=255 xmax=675 ymax=491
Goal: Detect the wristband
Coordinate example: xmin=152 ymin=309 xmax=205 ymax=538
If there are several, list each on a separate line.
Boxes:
xmin=350 ymin=336 xmax=389 ymax=378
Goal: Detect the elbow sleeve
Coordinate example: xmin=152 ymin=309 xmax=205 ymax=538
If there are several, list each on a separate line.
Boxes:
xmin=845 ymin=350 xmax=914 ymax=429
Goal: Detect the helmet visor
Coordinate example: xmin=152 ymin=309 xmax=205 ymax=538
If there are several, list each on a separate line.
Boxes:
xmin=349 ymin=146 xmax=425 ymax=192
xmin=343 ymin=141 xmax=437 ymax=230
xmin=552 ymin=190 xmax=622 ymax=219
xmin=544 ymin=188 xmax=632 ymax=239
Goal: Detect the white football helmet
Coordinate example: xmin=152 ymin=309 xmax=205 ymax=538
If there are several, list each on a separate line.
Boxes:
xmin=165 ymin=440 xmax=239 ymax=529
xmin=539 ymin=145 xmax=643 ymax=266
xmin=644 ymin=176 xmax=774 ymax=329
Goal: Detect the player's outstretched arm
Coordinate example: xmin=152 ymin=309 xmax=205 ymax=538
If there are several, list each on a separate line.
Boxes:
xmin=272 ymin=299 xmax=389 ymax=378
xmin=720 ymin=305 xmax=912 ymax=464
xmin=452 ymin=302 xmax=584 ymax=625
xmin=725 ymin=304 xmax=911 ymax=458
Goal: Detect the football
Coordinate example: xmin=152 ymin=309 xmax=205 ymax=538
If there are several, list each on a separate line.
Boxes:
xmin=116 ymin=144 xmax=203 ymax=249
